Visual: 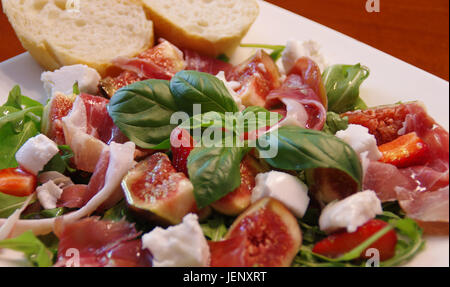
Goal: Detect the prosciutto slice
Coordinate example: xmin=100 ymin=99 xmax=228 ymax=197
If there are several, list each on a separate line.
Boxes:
xmin=265 ymin=58 xmax=327 ymax=130
xmin=58 ymin=147 xmax=123 ymax=211
xmin=100 ymin=40 xmax=186 ymax=97
xmin=183 ymin=49 xmax=233 ymax=76
xmin=54 ymin=217 xmax=151 ymax=267
xmin=0 ymin=142 xmax=135 ymax=237
xmin=358 ymin=103 xmax=449 ymax=232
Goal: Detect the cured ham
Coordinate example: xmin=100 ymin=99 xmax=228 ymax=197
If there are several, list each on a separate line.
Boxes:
xmin=58 ymin=147 xmax=124 ymax=211
xmin=0 ymin=142 xmax=136 ymax=237
xmin=183 ymin=49 xmax=233 ymax=76
xmin=354 ymin=102 xmax=449 ymax=232
xmin=54 ymin=217 xmax=151 ymax=267
xmin=396 ymin=186 xmax=449 ymax=235
xmin=100 ymin=40 xmax=186 ymax=97
xmin=265 ymin=58 xmax=327 ymax=130
xmin=228 ymin=50 xmax=282 ymax=107
xmin=62 ymin=95 xmax=108 ymax=173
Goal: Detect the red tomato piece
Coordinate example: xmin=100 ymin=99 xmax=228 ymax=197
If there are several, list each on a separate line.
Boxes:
xmin=0 ymin=168 xmax=37 ymax=197
xmin=379 ymin=132 xmax=429 ymax=168
xmin=313 ymin=219 xmax=398 ymax=261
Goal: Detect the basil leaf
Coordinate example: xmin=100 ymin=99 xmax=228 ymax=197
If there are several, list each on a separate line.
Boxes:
xmin=108 ymin=79 xmax=178 ymax=149
xmin=323 ymin=64 xmax=370 ymax=113
xmin=322 ymin=112 xmax=349 ymax=135
xmin=188 ymin=145 xmax=246 ymax=209
xmin=0 ymin=231 xmax=53 ymax=267
xmin=257 ymin=126 xmax=362 ymax=188
xmin=241 ymin=106 xmax=282 ymax=133
xmin=170 ymin=71 xmax=239 ymax=115
xmin=0 ymin=192 xmax=34 ymax=218
xmin=0 ymin=121 xmax=39 ymax=169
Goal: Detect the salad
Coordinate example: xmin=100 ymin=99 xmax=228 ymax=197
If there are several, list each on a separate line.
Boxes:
xmin=0 ymin=38 xmax=448 ymax=267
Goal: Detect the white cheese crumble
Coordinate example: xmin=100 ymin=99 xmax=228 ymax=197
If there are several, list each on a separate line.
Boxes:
xmin=15 ymin=134 xmax=59 ymax=175
xmin=36 ymin=180 xmax=63 ymax=210
xmin=319 ymin=190 xmax=383 ymax=234
xmin=41 ymin=64 xmax=101 ymax=97
xmin=251 ymin=171 xmax=310 ymax=218
xmin=336 ymin=124 xmax=382 ymax=161
xmin=142 ymin=214 xmax=210 ymax=267
xmin=216 ymin=71 xmax=245 ymax=111
xmin=282 ymin=39 xmax=328 ymax=73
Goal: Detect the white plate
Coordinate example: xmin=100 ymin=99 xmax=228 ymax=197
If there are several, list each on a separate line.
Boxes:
xmin=0 ymin=0 xmax=448 ymax=267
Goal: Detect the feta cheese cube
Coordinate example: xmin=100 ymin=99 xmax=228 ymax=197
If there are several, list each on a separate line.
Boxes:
xmin=336 ymin=124 xmax=382 ymax=161
xmin=142 ymin=214 xmax=210 ymax=267
xmin=41 ymin=64 xmax=101 ymax=97
xmin=319 ymin=190 xmax=383 ymax=234
xmin=251 ymin=171 xmax=310 ymax=218
xmin=15 ymin=134 xmax=59 ymax=175
xmin=36 ymin=180 xmax=63 ymax=210
xmin=282 ymin=39 xmax=328 ymax=73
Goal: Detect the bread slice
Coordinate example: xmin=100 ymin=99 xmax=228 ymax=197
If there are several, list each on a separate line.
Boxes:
xmin=2 ymin=0 xmax=154 ymax=75
xmin=142 ymin=0 xmax=259 ymax=57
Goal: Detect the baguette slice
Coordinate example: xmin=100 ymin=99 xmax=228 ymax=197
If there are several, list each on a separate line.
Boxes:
xmin=142 ymin=0 xmax=259 ymax=57
xmin=2 ymin=0 xmax=154 ymax=75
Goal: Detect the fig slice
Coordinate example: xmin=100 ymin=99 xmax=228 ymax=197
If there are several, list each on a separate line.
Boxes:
xmin=306 ymin=168 xmax=359 ymax=206
xmin=122 ymin=153 xmax=199 ymax=225
xmin=211 ymin=155 xmax=269 ymax=216
xmin=209 ymin=198 xmax=302 ymax=267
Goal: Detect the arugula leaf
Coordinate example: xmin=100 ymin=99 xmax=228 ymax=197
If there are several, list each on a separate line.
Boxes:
xmin=322 ymin=64 xmax=370 ymax=113
xmin=0 ymin=121 xmax=38 ymax=169
xmin=293 ymin=215 xmax=424 ymax=267
xmin=170 ymin=71 xmax=239 ymax=115
xmin=0 ymin=86 xmax=43 ymax=169
xmin=322 ymin=112 xmax=349 ymax=135
xmin=0 ymin=231 xmax=53 ymax=267
xmin=22 ymin=207 xmax=67 ymax=220
xmin=108 ymin=79 xmax=179 ymax=149
xmin=0 ymin=192 xmax=35 ymax=218
xmin=217 ymin=54 xmax=230 ymax=63
xmin=379 ymin=214 xmax=425 ymax=267
xmin=73 ymin=81 xmax=80 ymax=95
xmin=256 ymin=126 xmax=363 ymax=188
xmin=201 ymin=213 xmax=229 ymax=241
xmin=188 ymin=145 xmax=247 ymax=209
xmin=240 ymin=44 xmax=286 ymax=61
xmin=43 ymin=145 xmax=75 ymax=174
xmin=4 ymin=85 xmax=23 ymax=109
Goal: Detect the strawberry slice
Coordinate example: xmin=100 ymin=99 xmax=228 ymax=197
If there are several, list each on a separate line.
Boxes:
xmin=312 ymin=219 xmax=398 ymax=261
xmin=379 ymin=132 xmax=429 ymax=168
xmin=170 ymin=127 xmax=195 ymax=177
xmin=0 ymin=168 xmax=37 ymax=197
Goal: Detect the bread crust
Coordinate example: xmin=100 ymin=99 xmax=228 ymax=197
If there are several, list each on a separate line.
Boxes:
xmin=143 ymin=0 xmax=259 ymax=57
xmin=2 ymin=0 xmax=154 ymax=75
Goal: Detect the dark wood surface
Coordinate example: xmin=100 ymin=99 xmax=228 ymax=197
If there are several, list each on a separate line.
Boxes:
xmin=1 ymin=0 xmax=448 ymax=80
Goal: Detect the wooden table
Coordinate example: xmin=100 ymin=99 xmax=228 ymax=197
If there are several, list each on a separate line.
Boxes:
xmin=1 ymin=0 xmax=448 ymax=80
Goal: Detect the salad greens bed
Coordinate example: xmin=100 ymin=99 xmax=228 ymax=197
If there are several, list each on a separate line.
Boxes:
xmin=0 ymin=53 xmax=425 ymax=267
